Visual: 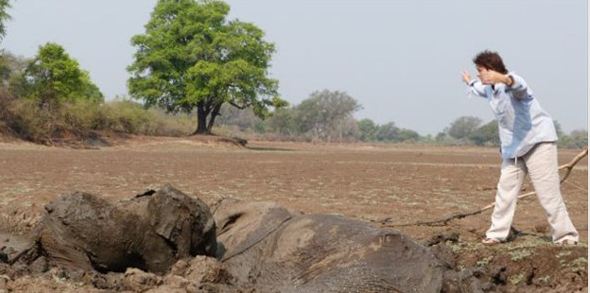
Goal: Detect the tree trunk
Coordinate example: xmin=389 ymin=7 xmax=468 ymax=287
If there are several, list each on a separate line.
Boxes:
xmin=194 ymin=104 xmax=210 ymax=135
xmin=206 ymin=103 xmax=223 ymax=133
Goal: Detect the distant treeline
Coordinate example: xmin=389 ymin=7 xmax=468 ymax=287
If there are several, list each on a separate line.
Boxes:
xmin=213 ymin=90 xmax=587 ymax=149
xmin=0 ymin=47 xmax=585 ymax=149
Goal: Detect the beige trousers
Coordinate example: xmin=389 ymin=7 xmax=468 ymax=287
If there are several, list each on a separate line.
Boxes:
xmin=486 ymin=142 xmax=579 ymax=243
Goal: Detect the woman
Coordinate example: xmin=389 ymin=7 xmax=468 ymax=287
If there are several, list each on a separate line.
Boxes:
xmin=462 ymin=50 xmax=579 ymax=245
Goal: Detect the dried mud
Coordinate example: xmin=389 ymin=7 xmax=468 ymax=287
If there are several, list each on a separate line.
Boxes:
xmin=0 ymin=138 xmax=586 ymax=292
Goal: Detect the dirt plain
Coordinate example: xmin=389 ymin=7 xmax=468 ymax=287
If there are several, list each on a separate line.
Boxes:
xmin=0 ymin=136 xmax=587 ymax=292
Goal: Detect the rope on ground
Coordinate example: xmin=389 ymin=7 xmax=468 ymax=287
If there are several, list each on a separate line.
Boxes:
xmin=377 ymin=148 xmax=588 ymax=228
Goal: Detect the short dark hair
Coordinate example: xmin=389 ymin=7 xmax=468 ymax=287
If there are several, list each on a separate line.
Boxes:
xmin=473 ymin=50 xmax=508 ymax=74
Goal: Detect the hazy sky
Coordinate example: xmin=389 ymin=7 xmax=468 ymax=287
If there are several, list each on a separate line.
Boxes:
xmin=3 ymin=0 xmax=587 ymax=135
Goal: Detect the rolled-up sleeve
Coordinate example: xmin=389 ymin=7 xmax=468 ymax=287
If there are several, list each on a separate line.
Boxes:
xmin=468 ymin=79 xmax=488 ymax=98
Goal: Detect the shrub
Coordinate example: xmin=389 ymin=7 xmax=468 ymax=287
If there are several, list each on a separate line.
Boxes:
xmin=0 ymin=98 xmax=195 ymax=144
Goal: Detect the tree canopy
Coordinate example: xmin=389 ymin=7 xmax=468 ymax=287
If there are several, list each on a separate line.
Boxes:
xmin=128 ymin=0 xmax=284 ymax=134
xmin=18 ymin=43 xmax=103 ymax=105
xmin=357 ymin=119 xmax=378 ymax=141
xmin=293 ymin=90 xmax=361 ymax=140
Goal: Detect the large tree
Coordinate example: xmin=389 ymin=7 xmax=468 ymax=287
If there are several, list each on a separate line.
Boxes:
xmin=294 ymin=90 xmax=361 ymax=140
xmin=19 ymin=43 xmax=103 ymax=106
xmin=128 ymin=0 xmax=283 ymax=135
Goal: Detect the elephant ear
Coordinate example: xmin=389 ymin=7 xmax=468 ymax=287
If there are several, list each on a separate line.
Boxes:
xmin=212 ymin=199 xmax=294 ymax=261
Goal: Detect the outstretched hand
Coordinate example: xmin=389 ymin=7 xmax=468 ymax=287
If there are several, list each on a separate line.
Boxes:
xmin=462 ymin=70 xmax=472 ymax=85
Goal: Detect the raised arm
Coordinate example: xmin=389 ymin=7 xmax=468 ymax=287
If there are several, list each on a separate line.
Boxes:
xmin=479 ymin=70 xmax=529 ymax=99
xmin=462 ymin=70 xmax=487 ymax=98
